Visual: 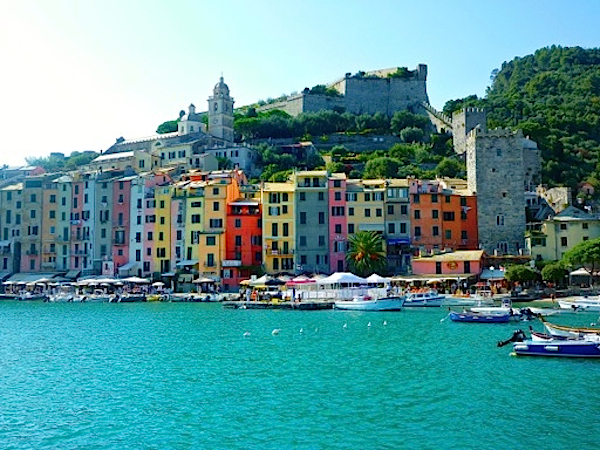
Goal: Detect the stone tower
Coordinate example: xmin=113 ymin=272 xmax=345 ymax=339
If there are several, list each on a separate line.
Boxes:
xmin=208 ymin=76 xmax=234 ymax=142
xmin=452 ymin=108 xmax=487 ymax=154
xmin=466 ymin=127 xmax=528 ymax=254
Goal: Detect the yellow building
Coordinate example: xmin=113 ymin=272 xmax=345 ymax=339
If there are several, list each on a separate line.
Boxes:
xmin=197 ymin=178 xmax=229 ymax=281
xmin=261 ymin=182 xmax=295 ymax=274
xmin=526 ymin=206 xmax=600 ymax=261
xmin=346 ymin=179 xmax=386 ymax=235
xmin=154 ymin=186 xmax=173 ymax=274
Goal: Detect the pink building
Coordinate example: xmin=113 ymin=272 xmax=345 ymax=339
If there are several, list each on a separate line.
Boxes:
xmin=328 ymin=174 xmax=347 ymax=273
xmin=112 ymin=177 xmax=132 ymax=271
xmin=411 ymin=250 xmax=484 ymax=277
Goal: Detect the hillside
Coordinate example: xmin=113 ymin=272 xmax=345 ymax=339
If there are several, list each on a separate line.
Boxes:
xmin=443 ymin=46 xmax=600 ymax=190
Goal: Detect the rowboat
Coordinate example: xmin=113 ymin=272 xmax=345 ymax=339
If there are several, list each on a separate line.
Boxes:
xmin=558 ymin=296 xmax=600 ymax=312
xmin=540 ymin=316 xmax=600 ymax=339
xmin=449 ymin=310 xmax=511 ymax=323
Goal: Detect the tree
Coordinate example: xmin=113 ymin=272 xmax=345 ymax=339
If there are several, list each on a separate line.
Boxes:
xmin=541 ymin=262 xmax=568 ymax=286
xmin=363 ymin=157 xmax=400 ymax=179
xmin=345 ymin=231 xmax=387 ymax=277
xmin=156 ymin=119 xmax=179 ymax=134
xmin=504 ymin=265 xmax=539 ymax=283
xmin=562 ymin=237 xmax=600 ymax=275
xmin=435 ymin=157 xmax=466 ymax=178
xmin=400 ymin=127 xmax=424 ymax=143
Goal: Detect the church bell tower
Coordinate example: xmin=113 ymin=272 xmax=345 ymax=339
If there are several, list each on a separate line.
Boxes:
xmin=208 ymin=76 xmax=234 ymax=142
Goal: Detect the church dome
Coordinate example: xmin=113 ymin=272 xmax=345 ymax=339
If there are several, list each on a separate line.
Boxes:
xmin=213 ymin=76 xmax=230 ymax=95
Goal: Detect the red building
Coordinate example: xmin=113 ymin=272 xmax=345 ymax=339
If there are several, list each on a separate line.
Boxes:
xmin=223 ymin=198 xmax=262 ymax=291
xmin=409 ymin=179 xmax=478 ymax=252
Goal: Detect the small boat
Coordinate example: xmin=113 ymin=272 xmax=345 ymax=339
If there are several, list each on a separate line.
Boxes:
xmin=116 ymin=293 xmax=146 ymax=302
xmin=403 ymin=290 xmax=445 ymax=307
xmin=442 ymin=294 xmax=494 ymax=307
xmin=558 ymin=296 xmax=600 ymax=312
xmin=449 ymin=310 xmax=512 ymax=323
xmin=499 ymin=329 xmax=600 ymax=357
xmin=17 ymin=292 xmax=48 ymax=301
xmin=334 ymin=294 xmax=404 ymax=311
xmin=470 ymin=298 xmax=514 ymax=315
xmin=540 ymin=316 xmax=600 ymax=339
xmin=512 ymin=339 xmax=600 ymax=358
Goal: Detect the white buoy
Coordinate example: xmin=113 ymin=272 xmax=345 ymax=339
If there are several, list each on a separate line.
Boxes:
xmin=315 ymin=327 xmax=318 ymax=332
xmin=299 ymin=328 xmax=304 ymax=333
xmin=367 ymin=322 xmax=372 ymax=327
xmin=272 ymin=329 xmax=281 ymax=335
xmin=243 ymin=331 xmax=251 ymax=337
xmin=383 ymin=320 xmax=387 ymax=326
xmin=343 ymin=323 xmax=348 ymax=329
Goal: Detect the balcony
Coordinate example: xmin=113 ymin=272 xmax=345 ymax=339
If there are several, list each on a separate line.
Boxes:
xmin=112 ymin=240 xmax=126 ymax=246
xmin=26 ymin=250 xmax=38 ymax=255
xmin=222 ymin=260 xmax=242 ymax=267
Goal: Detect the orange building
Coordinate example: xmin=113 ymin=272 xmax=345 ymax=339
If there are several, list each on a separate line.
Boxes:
xmin=409 ymin=178 xmax=478 ymax=252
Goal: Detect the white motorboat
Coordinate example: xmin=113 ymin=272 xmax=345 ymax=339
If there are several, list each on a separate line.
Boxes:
xmin=403 ymin=290 xmax=445 ymax=307
xmin=558 ymin=296 xmax=600 ymax=312
xmin=470 ymin=298 xmax=514 ymax=314
xmin=442 ymin=294 xmax=494 ymax=307
xmin=334 ymin=294 xmax=404 ymax=311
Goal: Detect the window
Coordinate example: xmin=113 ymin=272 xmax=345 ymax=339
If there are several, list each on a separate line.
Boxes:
xmin=461 ymin=211 xmax=467 ymax=220
xmin=209 ymin=219 xmax=223 ymax=228
xmin=348 ymin=224 xmax=355 ymax=234
xmin=560 ymin=223 xmax=567 ymax=230
xmin=401 ymin=205 xmax=408 ymax=215
xmin=349 ymin=207 xmax=354 ymax=216
xmin=282 ymin=193 xmax=288 ymax=202
xmin=413 ymin=194 xmax=420 ymax=204
xmin=334 ymin=180 xmax=341 ymax=188
xmin=496 ymin=215 xmax=505 ymax=226
xmin=432 ymin=210 xmax=438 ymax=219
xmin=464 ymin=261 xmax=471 ymax=273
xmin=283 ymin=223 xmax=289 ymax=236
xmin=431 ymin=194 xmax=438 ymax=203
xmin=49 ymin=194 xmax=56 ymax=203
xmin=414 ymin=210 xmax=420 ymax=219
xmin=235 ymin=235 xmax=242 ymax=246
xmin=365 ymin=209 xmax=371 ymax=217
xmin=376 ymin=209 xmax=382 ymax=217
xmin=299 ymin=192 xmax=306 ymax=201
xmin=460 ymin=197 xmax=467 ymax=206
xmin=159 ymin=232 xmax=164 ymax=241
xmin=300 ymin=212 xmax=306 ymax=224
xmin=318 ymin=236 xmax=325 ymax=246
xmin=235 ymin=219 xmax=241 ymax=228
xmin=435 ymin=262 xmax=442 ymax=274
xmin=432 ymin=226 xmax=439 ymax=236
xmin=335 ymin=224 xmax=342 ymax=234
xmin=583 ymin=236 xmax=589 ymax=241
xmin=387 ymin=205 xmax=394 ymax=215
xmin=414 ymin=226 xmax=421 ymax=236
xmin=346 ymin=193 xmax=358 ymax=202
xmin=443 ymin=212 xmax=455 ymax=221
xmin=364 ymin=193 xmax=371 ymax=201
xmin=561 ymin=237 xmax=568 ymax=247
xmin=332 ymin=206 xmax=345 ymax=216
xmin=272 ymin=223 xmax=278 ymax=237
xmin=147 ymin=232 xmax=153 ymax=241
xmin=300 ymin=255 xmax=307 ymax=265
xmin=335 ymin=192 xmax=342 ymax=201
xmin=213 ymin=187 xmax=219 ymax=195
xmin=400 ymin=223 xmax=407 ymax=234
xmin=461 ymin=231 xmax=468 ymax=240
xmin=213 ymin=202 xmax=219 ymax=212
xmin=207 ymin=254 xmax=215 ymax=267
xmin=583 ymin=223 xmax=589 ymax=229
xmin=388 ymin=223 xmax=395 ymax=234
xmin=300 ymin=236 xmax=307 ymax=246
xmin=318 ymin=192 xmax=324 ymax=201
xmin=319 ymin=212 xmax=325 ymax=224
xmin=191 ymin=201 xmax=201 ymax=208
xmin=445 ymin=230 xmax=452 ymax=239
xmin=445 ymin=195 xmax=451 ymax=203
xmin=206 ymin=236 xmax=216 ymax=245
xmin=272 ymin=258 xmax=279 ymax=270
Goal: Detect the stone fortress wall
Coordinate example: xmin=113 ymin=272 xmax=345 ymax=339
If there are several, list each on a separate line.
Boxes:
xmin=258 ymin=65 xmax=429 ymax=117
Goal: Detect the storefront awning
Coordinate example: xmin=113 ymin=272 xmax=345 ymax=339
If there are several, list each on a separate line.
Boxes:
xmin=118 ymin=262 xmax=138 ymax=272
xmin=176 ymin=259 xmax=198 ymax=267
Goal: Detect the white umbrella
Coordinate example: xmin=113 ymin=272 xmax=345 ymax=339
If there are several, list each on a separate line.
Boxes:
xmin=122 ymin=276 xmax=150 ymax=284
xmin=366 ymin=273 xmax=390 ymax=284
xmin=152 ymin=281 xmax=165 ymax=287
xmin=193 ymin=277 xmax=215 ymax=284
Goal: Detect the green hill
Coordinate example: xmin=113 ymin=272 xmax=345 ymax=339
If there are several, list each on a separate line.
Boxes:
xmin=443 ymin=46 xmax=600 ymax=189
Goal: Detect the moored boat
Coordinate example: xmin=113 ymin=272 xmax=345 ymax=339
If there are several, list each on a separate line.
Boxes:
xmin=512 ymin=339 xmax=600 ymax=358
xmin=403 ymin=290 xmax=444 ymax=307
xmin=540 ymin=316 xmax=600 ymax=339
xmin=558 ymin=296 xmax=600 ymax=312
xmin=449 ymin=310 xmax=512 ymax=323
xmin=334 ymin=294 xmax=404 ymax=311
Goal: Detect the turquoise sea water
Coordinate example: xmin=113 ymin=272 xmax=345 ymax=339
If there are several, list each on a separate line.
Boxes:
xmin=0 ymin=301 xmax=599 ymax=450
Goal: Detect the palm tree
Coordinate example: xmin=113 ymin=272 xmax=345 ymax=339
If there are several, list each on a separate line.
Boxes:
xmin=345 ymin=231 xmax=387 ymax=277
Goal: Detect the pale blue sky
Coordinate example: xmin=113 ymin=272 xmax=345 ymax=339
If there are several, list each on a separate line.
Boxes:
xmin=2 ymin=0 xmax=599 ymax=166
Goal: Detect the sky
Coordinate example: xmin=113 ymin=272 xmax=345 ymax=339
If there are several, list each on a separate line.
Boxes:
xmin=1 ymin=0 xmax=599 ymax=166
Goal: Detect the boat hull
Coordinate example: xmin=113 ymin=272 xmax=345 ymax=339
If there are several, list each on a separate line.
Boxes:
xmin=334 ymin=297 xmax=404 ymax=311
xmin=403 ymin=293 xmax=444 ymax=307
xmin=513 ymin=340 xmax=600 ymax=358
xmin=558 ymin=298 xmax=600 ymax=312
xmin=449 ymin=311 xmax=511 ymax=323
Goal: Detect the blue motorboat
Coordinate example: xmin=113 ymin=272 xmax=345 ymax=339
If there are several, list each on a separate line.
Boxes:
xmin=512 ymin=340 xmax=600 ymax=358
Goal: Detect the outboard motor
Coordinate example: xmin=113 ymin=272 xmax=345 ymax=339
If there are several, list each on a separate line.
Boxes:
xmin=497 ymin=329 xmax=527 ymax=347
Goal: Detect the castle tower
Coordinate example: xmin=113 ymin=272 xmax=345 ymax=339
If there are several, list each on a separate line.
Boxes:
xmin=208 ymin=77 xmax=234 ymax=142
xmin=466 ymin=128 xmax=526 ymax=254
xmin=452 ymin=108 xmax=487 ymax=155
xmin=178 ymin=104 xmax=204 ymax=135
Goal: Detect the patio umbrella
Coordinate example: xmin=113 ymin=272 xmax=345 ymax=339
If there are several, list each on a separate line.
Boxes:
xmin=152 ymin=281 xmax=165 ymax=287
xmin=122 ymin=276 xmax=151 ymax=284
xmin=192 ymin=277 xmax=215 ymax=283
